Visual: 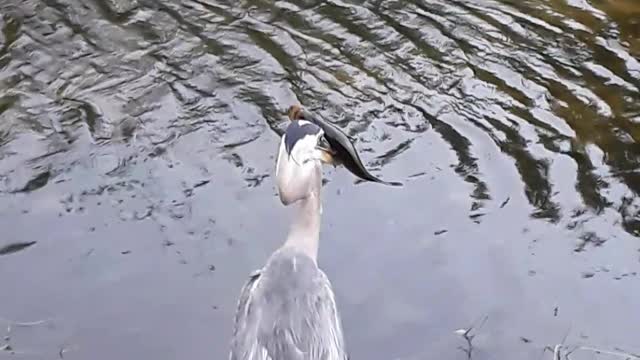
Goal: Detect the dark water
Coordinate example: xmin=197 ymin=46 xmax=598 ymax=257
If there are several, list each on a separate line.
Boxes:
xmin=1 ymin=0 xmax=639 ymax=359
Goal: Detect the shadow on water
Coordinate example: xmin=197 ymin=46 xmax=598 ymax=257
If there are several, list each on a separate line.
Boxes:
xmin=1 ymin=0 xmax=639 ymax=359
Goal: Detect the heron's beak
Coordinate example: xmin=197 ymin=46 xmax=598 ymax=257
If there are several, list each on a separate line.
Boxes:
xmin=315 ymin=135 xmax=336 ymax=165
xmin=318 ymin=150 xmax=334 ymax=164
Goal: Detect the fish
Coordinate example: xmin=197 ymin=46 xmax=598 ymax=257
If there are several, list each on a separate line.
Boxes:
xmin=287 ymin=105 xmax=403 ymax=187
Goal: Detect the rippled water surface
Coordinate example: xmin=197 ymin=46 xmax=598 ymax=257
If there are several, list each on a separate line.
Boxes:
xmin=1 ymin=0 xmax=639 ymax=359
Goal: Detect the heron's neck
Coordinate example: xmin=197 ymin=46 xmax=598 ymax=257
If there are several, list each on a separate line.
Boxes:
xmin=284 ymin=191 xmax=322 ymax=263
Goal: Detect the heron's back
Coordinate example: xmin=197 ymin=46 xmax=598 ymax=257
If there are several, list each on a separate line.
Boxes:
xmin=230 ymin=247 xmax=347 ymax=360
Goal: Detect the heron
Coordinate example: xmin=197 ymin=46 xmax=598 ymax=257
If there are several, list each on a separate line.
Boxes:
xmin=229 ymin=118 xmax=348 ymax=360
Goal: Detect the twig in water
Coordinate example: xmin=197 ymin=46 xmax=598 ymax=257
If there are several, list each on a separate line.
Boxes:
xmin=552 ymin=344 xmax=561 ymax=360
xmin=0 ymin=317 xmax=52 ymax=327
xmin=577 ymin=346 xmax=640 ymax=359
xmin=455 ymin=315 xmax=489 ymax=360
xmin=1 ymin=317 xmax=54 ymax=351
xmin=59 ymin=344 xmax=79 ymax=359
xmin=549 ymin=344 xmax=640 ymax=360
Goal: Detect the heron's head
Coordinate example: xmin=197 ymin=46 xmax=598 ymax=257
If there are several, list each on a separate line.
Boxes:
xmin=276 ymin=120 xmax=333 ymax=205
xmin=287 ymin=104 xmax=306 ymax=121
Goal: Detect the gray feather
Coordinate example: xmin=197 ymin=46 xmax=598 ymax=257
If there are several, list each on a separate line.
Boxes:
xmin=229 ymin=247 xmax=348 ymax=360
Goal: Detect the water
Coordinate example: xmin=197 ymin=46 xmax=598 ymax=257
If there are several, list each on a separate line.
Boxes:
xmin=0 ymin=0 xmax=639 ymax=359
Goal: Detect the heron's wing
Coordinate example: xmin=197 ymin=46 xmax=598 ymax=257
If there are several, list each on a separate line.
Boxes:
xmin=257 ymin=250 xmax=348 ymax=360
xmin=266 ymin=267 xmax=347 ymax=360
xmin=229 ymin=269 xmax=271 ymax=360
xmin=229 ymin=250 xmax=348 ymax=360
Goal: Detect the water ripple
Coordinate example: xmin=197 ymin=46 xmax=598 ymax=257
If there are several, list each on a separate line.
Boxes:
xmin=1 ymin=0 xmax=640 ymax=358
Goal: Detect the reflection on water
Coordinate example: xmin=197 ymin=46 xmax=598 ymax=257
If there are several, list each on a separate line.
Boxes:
xmin=0 ymin=0 xmax=639 ymax=359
